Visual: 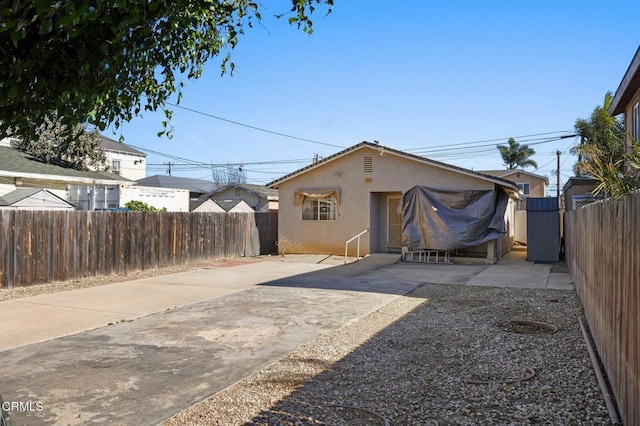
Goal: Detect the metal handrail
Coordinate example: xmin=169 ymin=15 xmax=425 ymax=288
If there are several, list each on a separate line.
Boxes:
xmin=344 ymin=228 xmax=369 ymax=264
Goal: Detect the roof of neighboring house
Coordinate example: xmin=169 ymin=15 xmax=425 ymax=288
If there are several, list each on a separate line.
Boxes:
xmin=189 ymin=193 xmax=211 ymax=211
xmin=210 ymin=183 xmax=279 ymax=200
xmin=0 ymin=146 xmax=130 ymax=184
xmin=478 ymin=169 xmax=550 ymax=185
xmin=98 ymin=135 xmax=146 ymax=156
xmin=136 ymin=175 xmax=217 ymax=194
xmin=609 ymin=45 xmax=640 ymax=116
xmin=0 ymin=188 xmax=71 ymax=207
xmin=267 ymin=141 xmax=520 ymax=194
xmin=215 ymin=199 xmax=245 ymax=212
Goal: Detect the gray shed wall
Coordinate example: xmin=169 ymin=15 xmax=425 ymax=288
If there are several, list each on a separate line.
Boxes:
xmin=526 ymin=197 xmax=559 ymax=262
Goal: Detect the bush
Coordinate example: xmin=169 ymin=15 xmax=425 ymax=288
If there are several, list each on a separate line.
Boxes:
xmin=124 ymin=200 xmax=166 ymax=212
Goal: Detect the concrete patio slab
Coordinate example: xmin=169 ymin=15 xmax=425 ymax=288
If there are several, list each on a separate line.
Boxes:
xmin=0 ymin=262 xmax=420 ymax=426
xmin=0 ymin=261 xmax=332 ymax=351
xmin=467 ymin=261 xmax=552 ymax=288
xmin=547 ymin=272 xmax=575 ymax=290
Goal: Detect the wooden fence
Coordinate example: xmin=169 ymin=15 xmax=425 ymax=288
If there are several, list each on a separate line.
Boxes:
xmin=564 ymin=191 xmax=639 ymax=425
xmin=0 ymin=210 xmax=278 ymax=289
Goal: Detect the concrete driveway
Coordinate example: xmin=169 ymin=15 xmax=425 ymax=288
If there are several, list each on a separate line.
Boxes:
xmin=0 ymin=253 xmax=572 ymax=425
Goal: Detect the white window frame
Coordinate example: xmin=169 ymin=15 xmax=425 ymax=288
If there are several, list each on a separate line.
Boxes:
xmin=517 ymin=182 xmax=530 ymax=195
xmin=302 ymin=196 xmax=337 ymax=221
xmin=112 ymin=159 xmax=121 ymax=175
xmin=633 ymin=101 xmax=640 ymax=142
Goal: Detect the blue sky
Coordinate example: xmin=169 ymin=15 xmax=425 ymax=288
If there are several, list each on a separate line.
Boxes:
xmin=115 ymin=1 xmax=640 ymax=193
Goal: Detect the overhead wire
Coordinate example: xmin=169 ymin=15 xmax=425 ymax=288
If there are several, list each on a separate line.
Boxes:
xmin=165 ymin=102 xmax=346 ymax=149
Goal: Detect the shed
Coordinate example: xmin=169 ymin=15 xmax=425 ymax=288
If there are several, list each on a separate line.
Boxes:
xmin=0 ymin=188 xmax=75 ymax=210
xmin=526 ymin=197 xmax=559 ymax=261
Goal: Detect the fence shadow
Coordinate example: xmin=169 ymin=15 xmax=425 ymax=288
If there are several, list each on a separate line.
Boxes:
xmin=239 ymin=283 xmax=608 ymax=425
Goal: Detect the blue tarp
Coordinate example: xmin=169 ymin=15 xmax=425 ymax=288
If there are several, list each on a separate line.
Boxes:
xmin=402 ymin=186 xmax=508 ymax=250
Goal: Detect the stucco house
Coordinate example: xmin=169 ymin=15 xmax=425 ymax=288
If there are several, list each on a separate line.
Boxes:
xmin=190 ymin=197 xmax=255 ymax=213
xmin=478 ymin=169 xmax=548 ymax=210
xmin=192 ymin=183 xmax=278 ymax=213
xmin=609 ymin=45 xmax=640 ymax=155
xmin=267 ymin=142 xmax=520 ymax=262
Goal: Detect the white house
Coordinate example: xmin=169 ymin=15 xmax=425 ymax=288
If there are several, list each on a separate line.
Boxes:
xmin=69 ymin=184 xmax=190 ymax=212
xmin=98 ymin=136 xmax=147 ymax=181
xmin=0 ymin=140 xmax=129 ymax=201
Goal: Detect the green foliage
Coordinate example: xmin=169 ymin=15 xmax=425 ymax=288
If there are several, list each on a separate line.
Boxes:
xmin=12 ymin=113 xmax=106 ymax=170
xmin=577 ymin=144 xmax=637 ymax=198
xmin=124 ymin=200 xmax=166 ymax=212
xmin=571 ymin=92 xmax=626 ymax=176
xmin=570 ymin=92 xmax=639 ymax=199
xmin=496 ymin=137 xmax=538 ymax=170
xmin=0 ymin=1 xmax=333 ymax=142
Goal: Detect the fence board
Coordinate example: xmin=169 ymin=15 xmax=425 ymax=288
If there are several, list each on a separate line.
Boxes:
xmin=0 ymin=211 xmax=277 ymax=290
xmin=565 ymin=190 xmax=640 ymax=425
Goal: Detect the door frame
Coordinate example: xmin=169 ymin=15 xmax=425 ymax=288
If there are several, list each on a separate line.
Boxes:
xmin=387 ymin=195 xmax=402 ymax=252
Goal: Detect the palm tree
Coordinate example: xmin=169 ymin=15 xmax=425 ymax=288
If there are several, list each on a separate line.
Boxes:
xmin=571 ymin=91 xmax=626 ymax=176
xmin=497 ymin=138 xmax=538 ymax=169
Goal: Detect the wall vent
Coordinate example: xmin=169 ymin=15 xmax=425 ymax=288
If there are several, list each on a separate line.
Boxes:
xmin=364 ymin=156 xmax=373 ymax=173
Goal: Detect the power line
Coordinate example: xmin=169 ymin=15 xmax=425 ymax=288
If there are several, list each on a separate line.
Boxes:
xmin=402 ymin=130 xmax=572 ymax=153
xmin=165 ymin=102 xmax=346 ymax=149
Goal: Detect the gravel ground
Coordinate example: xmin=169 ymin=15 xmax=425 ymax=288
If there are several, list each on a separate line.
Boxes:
xmin=164 ymin=283 xmax=610 ymax=426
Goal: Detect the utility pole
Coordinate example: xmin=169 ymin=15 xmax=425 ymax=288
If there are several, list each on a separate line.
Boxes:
xmin=556 ymin=150 xmax=561 ymax=200
xmin=165 ymin=162 xmax=172 ymax=176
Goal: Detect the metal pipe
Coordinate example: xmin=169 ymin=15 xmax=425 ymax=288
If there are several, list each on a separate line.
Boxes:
xmin=578 ymin=317 xmax=622 ymax=425
xmin=344 ymin=228 xmax=369 ymax=264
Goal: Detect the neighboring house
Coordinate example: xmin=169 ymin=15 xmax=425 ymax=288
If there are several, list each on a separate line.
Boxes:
xmin=267 ymin=142 xmax=520 ymax=262
xmin=190 ymin=197 xmax=257 ymax=213
xmin=216 ymin=199 xmax=255 ymax=213
xmin=190 ymin=198 xmax=225 ymax=213
xmin=69 ymin=184 xmax=190 ymax=212
xmin=0 ymin=143 xmax=130 ymax=202
xmin=193 ymin=183 xmax=278 ymax=213
xmin=563 ymin=177 xmax=600 ymax=211
xmin=0 ymin=188 xmax=75 ymax=210
xmin=136 ymin=175 xmax=217 ymax=201
xmin=98 ymin=136 xmax=147 ymax=181
xmin=609 ymin=45 xmax=640 ymax=157
xmin=479 ymin=169 xmax=548 ymax=210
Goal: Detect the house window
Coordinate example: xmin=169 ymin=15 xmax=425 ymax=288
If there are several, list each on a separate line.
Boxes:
xmin=112 ymin=160 xmax=121 ymax=175
xmin=633 ymin=102 xmax=639 ymax=142
xmin=517 ymin=183 xmax=530 ymax=195
xmin=302 ymin=196 xmax=337 ymax=221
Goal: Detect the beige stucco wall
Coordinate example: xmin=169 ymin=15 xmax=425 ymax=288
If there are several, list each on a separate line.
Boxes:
xmin=276 ymin=146 xmax=500 ymax=256
xmin=193 ymin=199 xmax=225 ymax=213
xmin=504 ymin=173 xmax=547 ymax=210
xmin=228 ymin=200 xmax=255 ymax=213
